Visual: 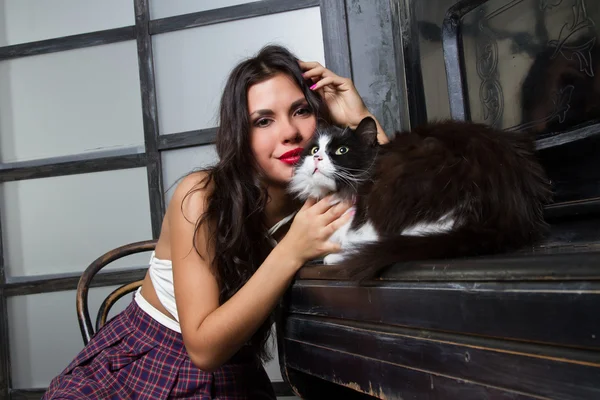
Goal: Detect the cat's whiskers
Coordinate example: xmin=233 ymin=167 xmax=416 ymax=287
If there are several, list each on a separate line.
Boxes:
xmin=333 ymin=165 xmax=374 ymax=186
xmin=336 ymin=166 xmax=369 ymax=173
xmin=331 ymin=171 xmax=361 ymax=192
xmin=331 ymin=168 xmax=363 ymax=180
xmin=336 ymin=156 xmax=378 ymax=180
xmin=335 ymin=174 xmax=365 ymax=189
xmin=336 ymin=169 xmax=371 ymax=180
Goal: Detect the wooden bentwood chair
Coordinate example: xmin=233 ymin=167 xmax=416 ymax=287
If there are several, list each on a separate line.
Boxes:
xmin=76 ymin=239 xmax=157 ymax=345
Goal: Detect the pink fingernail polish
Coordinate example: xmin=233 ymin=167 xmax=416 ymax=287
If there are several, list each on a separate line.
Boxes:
xmin=310 ymin=84 xmax=317 ymax=90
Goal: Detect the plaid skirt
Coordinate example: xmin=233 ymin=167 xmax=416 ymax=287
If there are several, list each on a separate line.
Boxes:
xmin=43 ymin=300 xmax=276 ymax=399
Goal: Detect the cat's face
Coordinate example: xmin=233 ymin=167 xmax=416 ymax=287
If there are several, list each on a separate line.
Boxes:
xmin=288 ymin=117 xmax=379 ymax=200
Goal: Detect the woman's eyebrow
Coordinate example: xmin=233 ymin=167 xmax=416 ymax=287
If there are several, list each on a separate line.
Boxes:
xmin=249 ymin=109 xmax=273 ymax=118
xmin=249 ymin=98 xmax=308 ymax=118
xmin=289 ymin=98 xmax=308 ymax=109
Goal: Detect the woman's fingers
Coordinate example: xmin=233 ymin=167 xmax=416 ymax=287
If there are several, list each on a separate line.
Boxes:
xmin=311 ymin=75 xmax=352 ymax=92
xmin=302 ymin=65 xmax=329 ymax=79
xmin=299 ymin=61 xmax=345 ymax=83
xmin=309 ymin=76 xmax=334 ymax=91
xmin=305 ymin=197 xmax=351 ymax=226
xmin=320 ymin=203 xmax=353 ymax=228
xmin=298 ymin=60 xmax=324 ymax=72
xmin=308 ymin=195 xmax=338 ymax=215
xmin=300 ymin=196 xmax=318 ymax=211
xmin=302 ymin=68 xmax=345 ymax=83
xmin=322 ymin=241 xmax=342 ymax=254
xmin=325 ymin=209 xmax=353 ymax=234
xmin=299 ymin=60 xmax=356 ymax=101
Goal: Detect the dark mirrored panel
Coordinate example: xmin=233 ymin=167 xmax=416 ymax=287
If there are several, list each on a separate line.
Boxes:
xmin=432 ymin=0 xmax=600 ymax=206
xmin=460 ymin=0 xmax=600 ymax=138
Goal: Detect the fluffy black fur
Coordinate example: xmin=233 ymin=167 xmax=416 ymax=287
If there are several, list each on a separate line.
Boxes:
xmin=294 ymin=117 xmax=552 ymax=280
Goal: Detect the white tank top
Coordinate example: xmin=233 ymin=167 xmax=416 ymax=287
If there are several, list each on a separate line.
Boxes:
xmin=135 ymin=212 xmax=297 ymax=332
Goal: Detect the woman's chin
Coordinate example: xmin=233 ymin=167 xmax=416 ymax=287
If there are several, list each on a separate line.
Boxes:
xmin=275 ymin=165 xmax=296 ymax=183
xmin=262 ymin=173 xmax=292 ymax=189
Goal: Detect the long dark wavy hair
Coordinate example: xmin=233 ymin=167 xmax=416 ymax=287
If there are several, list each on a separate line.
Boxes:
xmin=187 ymin=45 xmax=329 ymax=362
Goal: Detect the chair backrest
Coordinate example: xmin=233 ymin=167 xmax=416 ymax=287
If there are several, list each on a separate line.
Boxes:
xmin=76 ymin=239 xmax=157 ymax=345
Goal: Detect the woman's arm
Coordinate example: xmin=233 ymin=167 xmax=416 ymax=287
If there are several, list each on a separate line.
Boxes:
xmin=299 ymin=60 xmax=390 ymax=145
xmin=170 ymin=174 xmax=352 ymax=371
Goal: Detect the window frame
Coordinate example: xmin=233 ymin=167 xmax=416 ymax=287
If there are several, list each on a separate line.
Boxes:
xmin=0 ymin=0 xmax=351 ymax=397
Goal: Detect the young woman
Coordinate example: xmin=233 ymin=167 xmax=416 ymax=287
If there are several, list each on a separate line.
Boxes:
xmin=43 ymin=45 xmax=388 ymax=399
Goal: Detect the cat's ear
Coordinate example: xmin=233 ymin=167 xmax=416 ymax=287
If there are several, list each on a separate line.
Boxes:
xmin=354 ymin=116 xmax=378 ymax=147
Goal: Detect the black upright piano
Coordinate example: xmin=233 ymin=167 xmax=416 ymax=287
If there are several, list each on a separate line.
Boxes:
xmin=277 ymin=0 xmax=600 ymax=398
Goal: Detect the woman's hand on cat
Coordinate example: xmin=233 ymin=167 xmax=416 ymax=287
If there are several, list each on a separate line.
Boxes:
xmin=299 ymin=60 xmax=373 ymax=129
xmin=278 ymin=195 xmax=353 ymax=267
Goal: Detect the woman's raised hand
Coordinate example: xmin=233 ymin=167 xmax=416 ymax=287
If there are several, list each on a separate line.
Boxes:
xmin=279 ymin=195 xmax=353 ymax=267
xmin=299 ymin=60 xmax=372 ymax=129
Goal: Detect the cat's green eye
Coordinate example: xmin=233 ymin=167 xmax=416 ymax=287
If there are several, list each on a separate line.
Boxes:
xmin=335 ymin=146 xmax=349 ymax=155
xmin=310 ymin=146 xmax=319 ymax=155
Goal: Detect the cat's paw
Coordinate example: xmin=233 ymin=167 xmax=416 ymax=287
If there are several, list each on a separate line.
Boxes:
xmin=323 ymin=253 xmax=346 ymax=265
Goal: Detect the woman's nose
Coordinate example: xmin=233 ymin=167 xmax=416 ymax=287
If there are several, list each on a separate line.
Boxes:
xmin=281 ymin=120 xmax=302 ymax=143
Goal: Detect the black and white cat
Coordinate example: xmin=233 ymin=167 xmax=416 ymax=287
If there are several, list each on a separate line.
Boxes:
xmin=289 ymin=117 xmax=551 ymax=278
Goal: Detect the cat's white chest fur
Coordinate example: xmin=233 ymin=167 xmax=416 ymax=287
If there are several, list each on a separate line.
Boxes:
xmin=324 ymin=210 xmax=379 ymax=264
xmin=323 ymin=199 xmax=456 ymax=264
xmin=323 ymin=195 xmax=380 ymax=264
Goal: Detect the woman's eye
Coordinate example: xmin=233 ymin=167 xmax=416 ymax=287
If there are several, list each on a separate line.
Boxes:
xmin=254 ymin=118 xmax=271 ymax=128
xmin=310 ymin=146 xmax=319 ymax=155
xmin=294 ymin=107 xmax=312 ymax=117
xmin=335 ymin=146 xmax=349 ymax=155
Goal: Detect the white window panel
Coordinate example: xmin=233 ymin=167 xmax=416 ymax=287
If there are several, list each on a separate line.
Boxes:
xmin=153 ymin=7 xmax=325 ymax=135
xmin=150 ymin=0 xmax=254 ymax=20
xmin=8 ymin=286 xmax=133 ymax=389
xmin=161 ymin=145 xmax=219 ymax=206
xmin=0 ymin=168 xmax=153 ymax=278
xmin=0 ymin=0 xmax=134 ymax=46
xmin=0 ymin=41 xmax=144 ymax=163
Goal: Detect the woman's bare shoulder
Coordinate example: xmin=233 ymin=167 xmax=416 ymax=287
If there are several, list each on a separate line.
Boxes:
xmin=168 ymin=171 xmax=214 ymax=222
xmin=157 ymin=171 xmax=213 ymax=252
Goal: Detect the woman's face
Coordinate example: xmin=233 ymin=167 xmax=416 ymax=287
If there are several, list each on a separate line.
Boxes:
xmin=248 ymin=73 xmax=317 ymax=186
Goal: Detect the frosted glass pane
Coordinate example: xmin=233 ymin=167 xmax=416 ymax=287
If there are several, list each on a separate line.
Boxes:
xmin=0 ymin=168 xmax=153 ymax=278
xmin=150 ymin=0 xmax=253 ymax=19
xmin=153 ymin=7 xmax=324 ymax=134
xmin=8 ymin=287 xmax=133 ymax=389
xmin=161 ymin=145 xmax=219 ymax=205
xmin=0 ymin=41 xmax=144 ymax=163
xmin=0 ymin=0 xmax=134 ymax=46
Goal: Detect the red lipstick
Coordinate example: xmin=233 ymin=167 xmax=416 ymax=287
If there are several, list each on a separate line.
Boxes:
xmin=278 ymin=148 xmax=304 ymax=165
